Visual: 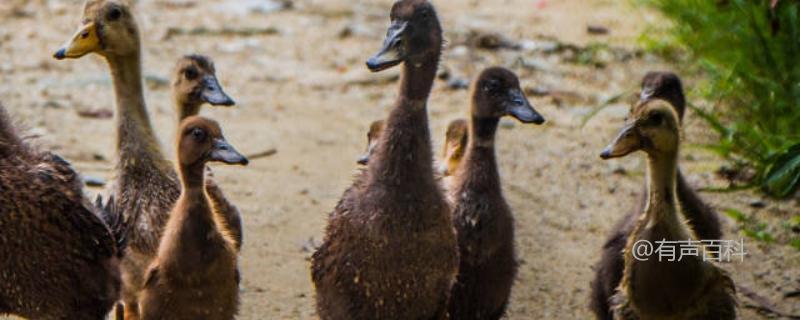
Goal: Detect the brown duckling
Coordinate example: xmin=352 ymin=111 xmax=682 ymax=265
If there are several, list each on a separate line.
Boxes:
xmin=599 ymin=100 xmax=736 ymax=319
xmin=356 ymin=120 xmax=385 ymax=166
xmin=447 ymin=67 xmax=545 ymax=320
xmin=311 ymin=1 xmax=458 ymax=319
xmin=0 ymin=105 xmax=125 ymax=319
xmin=639 ymin=71 xmax=721 ymax=241
xmin=172 ymin=54 xmax=243 ymax=252
xmin=589 ymin=72 xmax=721 ymax=319
xmin=139 ymin=116 xmax=248 ymax=320
xmin=439 ymin=119 xmax=468 ymax=186
xmin=54 ymin=1 xmax=181 ymax=318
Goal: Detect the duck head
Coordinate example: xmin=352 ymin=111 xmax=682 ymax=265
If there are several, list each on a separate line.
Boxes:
xmin=54 ymin=0 xmax=139 ymax=60
xmin=366 ymin=0 xmax=443 ymax=72
xmin=600 ymin=100 xmax=681 ymax=160
xmin=439 ymin=119 xmax=468 ymax=176
xmin=173 ymin=55 xmax=235 ymax=116
xmin=640 ymin=71 xmax=686 ymax=120
xmin=357 ymin=120 xmax=385 ymax=166
xmin=178 ymin=116 xmax=248 ymax=168
xmin=472 ymin=67 xmax=545 ymax=124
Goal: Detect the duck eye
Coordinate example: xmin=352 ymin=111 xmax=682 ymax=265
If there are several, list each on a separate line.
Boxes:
xmin=107 ymin=7 xmax=122 ymax=21
xmin=420 ymin=9 xmax=431 ymax=19
xmin=184 ymin=67 xmax=199 ymax=80
xmin=191 ymin=128 xmax=207 ymax=141
xmin=484 ymin=79 xmax=500 ymax=93
xmin=649 ymin=113 xmax=664 ymax=126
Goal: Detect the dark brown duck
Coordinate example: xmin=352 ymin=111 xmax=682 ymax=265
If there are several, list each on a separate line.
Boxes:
xmin=311 ymin=1 xmax=458 ymax=319
xmin=599 ymin=100 xmax=736 ymax=319
xmin=638 ymin=71 xmax=721 ymax=241
xmin=0 ymin=105 xmax=125 ymax=320
xmin=447 ymin=67 xmax=545 ymax=320
xmin=139 ymin=116 xmax=247 ymax=320
xmin=54 ymin=1 xmax=181 ymax=318
xmin=589 ymin=72 xmax=722 ymax=320
xmin=171 ymin=54 xmax=243 ymax=252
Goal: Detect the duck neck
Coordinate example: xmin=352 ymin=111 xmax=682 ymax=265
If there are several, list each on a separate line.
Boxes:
xmin=106 ymin=50 xmax=167 ymax=171
xmin=455 ymin=116 xmax=500 ymax=192
xmin=643 ymin=150 xmax=680 ymax=226
xmin=178 ymin=162 xmax=207 ymax=197
xmin=367 ymin=58 xmax=439 ymax=189
xmin=176 ymin=98 xmax=202 ymax=122
xmin=399 ymin=54 xmax=439 ymax=101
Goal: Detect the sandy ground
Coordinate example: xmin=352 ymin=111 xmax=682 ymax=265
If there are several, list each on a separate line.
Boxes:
xmin=0 ymin=0 xmax=798 ymax=319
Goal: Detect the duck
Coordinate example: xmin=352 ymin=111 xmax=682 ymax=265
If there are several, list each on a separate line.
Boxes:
xmin=356 ymin=120 xmax=385 ymax=166
xmin=439 ymin=118 xmax=468 ymax=191
xmin=447 ymin=67 xmax=545 ymax=320
xmin=589 ymin=72 xmax=722 ymax=319
xmin=311 ymin=1 xmax=459 ymax=319
xmin=599 ymin=100 xmax=736 ymax=319
xmin=639 ymin=71 xmax=721 ymax=241
xmin=138 ymin=116 xmax=247 ymax=320
xmin=0 ymin=105 xmax=126 ymax=319
xmin=171 ymin=54 xmax=243 ymax=252
xmin=54 ymin=1 xmax=181 ymax=318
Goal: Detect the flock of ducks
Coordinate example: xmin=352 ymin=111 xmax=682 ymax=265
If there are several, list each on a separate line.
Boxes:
xmin=0 ymin=0 xmax=741 ymax=319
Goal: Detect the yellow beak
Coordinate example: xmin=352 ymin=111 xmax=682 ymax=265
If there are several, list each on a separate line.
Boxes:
xmin=53 ymin=22 xmax=100 ymax=60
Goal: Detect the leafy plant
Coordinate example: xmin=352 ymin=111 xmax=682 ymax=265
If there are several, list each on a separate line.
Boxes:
xmin=724 ymin=209 xmax=776 ymax=244
xmin=641 ymin=0 xmax=800 ymax=197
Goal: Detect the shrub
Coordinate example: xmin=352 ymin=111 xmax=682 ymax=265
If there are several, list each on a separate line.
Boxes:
xmin=641 ymin=0 xmax=800 ymax=197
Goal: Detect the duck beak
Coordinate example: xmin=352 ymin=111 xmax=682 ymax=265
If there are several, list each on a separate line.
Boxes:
xmin=356 ymin=153 xmax=370 ymax=165
xmin=201 ymin=75 xmax=235 ymax=107
xmin=640 ymin=86 xmax=655 ymax=101
xmin=356 ymin=141 xmax=378 ymax=165
xmin=600 ymin=123 xmax=642 ymax=159
xmin=505 ymin=89 xmax=545 ymax=124
xmin=366 ymin=20 xmax=407 ymax=72
xmin=54 ymin=22 xmax=100 ymax=60
xmin=209 ymin=138 xmax=249 ymax=165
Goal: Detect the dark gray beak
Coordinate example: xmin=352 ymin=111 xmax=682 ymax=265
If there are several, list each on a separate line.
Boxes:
xmin=209 ymin=138 xmax=248 ymax=165
xmin=506 ymin=89 xmax=545 ymax=124
xmin=640 ymin=86 xmax=655 ymax=101
xmin=366 ymin=20 xmax=407 ymax=72
xmin=201 ymin=75 xmax=235 ymax=106
xmin=356 ymin=153 xmax=370 ymax=165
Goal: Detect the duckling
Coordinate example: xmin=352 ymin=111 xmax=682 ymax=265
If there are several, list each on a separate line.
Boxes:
xmin=439 ymin=118 xmax=468 ymax=190
xmin=0 ymin=105 xmax=125 ymax=319
xmin=639 ymin=71 xmax=721 ymax=241
xmin=589 ymin=72 xmax=721 ymax=319
xmin=599 ymin=100 xmax=736 ymax=319
xmin=54 ymin=1 xmax=181 ymax=318
xmin=356 ymin=120 xmax=385 ymax=166
xmin=447 ymin=67 xmax=545 ymax=320
xmin=171 ymin=54 xmax=242 ymax=252
xmin=311 ymin=1 xmax=459 ymax=319
xmin=139 ymin=116 xmax=248 ymax=320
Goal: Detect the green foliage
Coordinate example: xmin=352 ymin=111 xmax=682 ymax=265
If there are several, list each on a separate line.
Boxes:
xmin=641 ymin=0 xmax=800 ymax=197
xmin=724 ymin=209 xmax=775 ymax=244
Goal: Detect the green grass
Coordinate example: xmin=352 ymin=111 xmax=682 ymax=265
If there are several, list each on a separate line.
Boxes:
xmin=640 ymin=0 xmax=800 ymax=198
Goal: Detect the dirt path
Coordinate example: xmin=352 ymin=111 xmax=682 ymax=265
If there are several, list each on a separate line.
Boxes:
xmin=0 ymin=0 xmax=797 ymax=319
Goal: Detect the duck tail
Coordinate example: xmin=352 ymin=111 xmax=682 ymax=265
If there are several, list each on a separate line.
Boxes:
xmin=95 ymin=194 xmax=128 ymax=258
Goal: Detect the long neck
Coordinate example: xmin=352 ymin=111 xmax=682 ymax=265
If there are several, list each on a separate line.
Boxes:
xmin=367 ymin=58 xmax=439 ymax=189
xmin=454 ymin=116 xmax=501 ymax=194
xmin=176 ymin=97 xmax=201 ymax=122
xmin=107 ymin=51 xmax=168 ymax=171
xmin=643 ymin=151 xmax=680 ymax=225
xmin=178 ymin=162 xmax=206 ymax=192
